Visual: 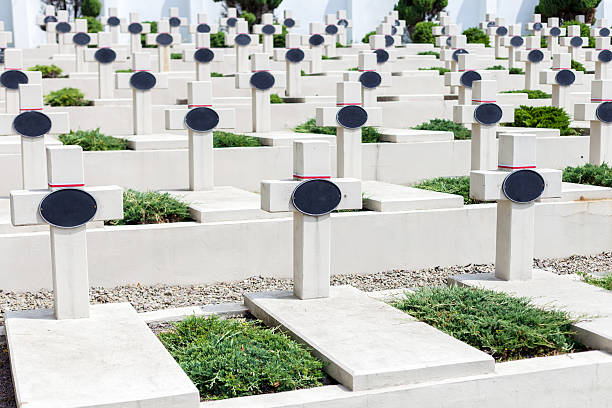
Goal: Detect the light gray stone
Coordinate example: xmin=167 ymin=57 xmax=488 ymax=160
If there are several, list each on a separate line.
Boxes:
xmin=362 ymin=180 xmax=464 ymax=211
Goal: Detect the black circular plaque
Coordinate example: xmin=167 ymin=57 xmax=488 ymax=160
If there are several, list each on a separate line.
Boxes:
xmin=197 ymin=23 xmax=211 ymax=33
xmin=599 ymin=49 xmax=612 ymax=63
xmin=185 ymin=107 xmax=219 ymax=132
xmin=336 ymin=105 xmax=368 ymax=129
xmin=130 ymin=71 xmax=157 ymax=90
xmin=39 ymin=189 xmax=98 ymax=228
xmin=286 ymin=48 xmax=305 ymax=63
xmin=550 ymin=27 xmax=561 ymax=36
xmin=56 ymin=22 xmax=71 ymax=33
xmin=194 ymin=48 xmax=214 ymax=63
xmin=338 ymin=19 xmax=348 ymax=27
xmin=73 ymin=32 xmax=91 ymax=46
xmin=510 ymin=36 xmax=524 ymax=47
xmin=262 ymin=24 xmax=276 ymax=35
xmin=600 ymin=27 xmax=611 ymax=37
xmin=325 ymin=25 xmax=338 ymax=35
xmin=291 ymin=179 xmax=342 ymax=216
xmin=359 ymin=71 xmax=382 ymax=88
xmin=250 ymin=71 xmax=275 ymax=90
xmin=284 ymin=18 xmax=296 ymax=28
xmin=385 ymin=34 xmax=394 ymax=47
xmin=13 ymin=111 xmax=52 ymax=137
xmin=128 ymin=22 xmax=143 ymax=34
xmin=487 ymin=21 xmax=496 ymax=27
xmin=596 ymin=101 xmax=612 ymax=122
xmin=0 ymin=70 xmax=28 ymax=90
xmin=94 ymin=47 xmax=116 ymax=64
xmin=502 ymin=169 xmax=545 ymax=203
xmin=309 ymin=34 xmax=324 ymax=46
xmin=528 ymin=49 xmax=544 ymax=63
xmin=374 ymin=48 xmax=389 ymax=63
xmin=460 ymin=70 xmax=481 ymax=88
xmin=533 ymin=22 xmax=543 ymax=31
xmin=235 ymin=33 xmax=251 ymax=46
xmin=570 ymin=36 xmax=583 ymax=47
xmin=44 ymin=15 xmax=57 ymax=24
xmin=446 ymin=36 xmax=452 ymax=47
xmin=555 ymin=69 xmax=575 ymax=86
xmin=169 ymin=17 xmax=181 ymax=27
xmin=227 ymin=17 xmax=237 ymax=27
xmin=391 ymin=26 xmax=397 ymax=35
xmin=474 ymin=103 xmax=503 ymax=125
xmin=156 ymin=33 xmax=173 ymax=46
xmin=452 ymin=48 xmax=468 ymax=62
xmin=107 ymin=16 xmax=120 ymax=27
xmin=496 ymin=26 xmax=508 ymax=36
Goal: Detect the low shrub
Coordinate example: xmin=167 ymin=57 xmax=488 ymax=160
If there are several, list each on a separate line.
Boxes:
xmin=58 ymin=128 xmax=127 ymax=151
xmin=273 ymin=25 xmax=288 ymax=48
xmin=572 ymin=59 xmax=587 ymax=73
xmin=107 ymin=189 xmax=191 ymax=226
xmin=293 ymin=118 xmax=382 ymax=143
xmin=213 ymin=131 xmax=261 ymax=147
xmin=417 ymin=50 xmax=440 ymax=58
xmin=210 ymin=32 xmax=227 ymax=48
xmin=463 ymin=27 xmax=490 ymax=47
xmin=141 ymin=21 xmax=157 ymax=48
xmin=116 ymin=69 xmax=133 ymax=73
xmin=44 ymin=87 xmax=92 ymax=106
xmin=211 ymin=72 xmax=224 ymax=77
xmin=509 ymin=67 xmax=525 ymax=75
xmin=418 ymin=67 xmax=450 ymax=75
xmin=27 ymin=64 xmax=63 ymax=78
xmin=393 ymin=286 xmax=583 ymax=362
xmin=270 ymin=93 xmax=284 ymax=104
xmin=413 ymin=118 xmax=471 ymax=140
xmin=171 ymin=52 xmax=183 ymax=59
xmin=158 ymin=316 xmax=326 ymax=400
xmin=347 ymin=67 xmax=359 ymax=71
xmin=508 ymin=106 xmax=575 ymax=135
xmin=413 ymin=176 xmax=476 ymax=204
xmin=578 ymin=272 xmax=612 ymax=291
xmin=412 ymin=21 xmax=437 ymax=45
xmin=485 ymin=65 xmax=505 ymax=70
xmin=562 ymin=163 xmax=612 ymax=187
xmin=362 ymin=30 xmax=376 ymax=44
xmin=501 ymin=89 xmax=552 ymax=99
xmin=85 ymin=16 xmax=103 ymax=33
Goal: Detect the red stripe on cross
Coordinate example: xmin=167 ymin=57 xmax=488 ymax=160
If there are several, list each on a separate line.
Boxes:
xmin=48 ymin=183 xmax=86 ymax=188
xmin=188 ymin=104 xmax=212 ymax=108
xmin=592 ymin=99 xmax=612 ymax=102
xmin=472 ymin=99 xmax=496 ymax=103
xmin=498 ymin=165 xmax=536 ymax=169
xmin=336 ymin=102 xmax=361 ymax=106
xmin=293 ymin=175 xmax=331 ymax=179
xmin=20 ymin=108 xmax=43 ymax=111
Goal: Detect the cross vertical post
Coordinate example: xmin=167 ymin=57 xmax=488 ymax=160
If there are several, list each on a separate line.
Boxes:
xmin=575 ymin=79 xmax=612 ymax=165
xmin=84 ymin=32 xmax=128 ymax=99
xmin=500 ymin=24 xmax=524 ymax=69
xmin=336 ymin=10 xmax=352 ymax=46
xmin=525 ymin=13 xmax=546 ymax=36
xmin=36 ymin=5 xmax=58 ymax=45
xmin=323 ymin=15 xmax=340 ymax=58
xmin=146 ymin=20 xmax=177 ymax=72
xmin=586 ymin=37 xmax=612 ymax=80
xmin=344 ymin=52 xmax=391 ymax=107
xmin=303 ymin=23 xmax=330 ymax=74
xmin=543 ymin=18 xmax=566 ymax=53
xmin=234 ymin=19 xmax=258 ymax=74
xmin=560 ymin=25 xmax=587 ymax=61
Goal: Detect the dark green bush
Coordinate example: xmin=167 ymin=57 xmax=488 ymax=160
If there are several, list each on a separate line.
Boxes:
xmin=240 ymin=11 xmax=256 ymax=29
xmin=572 ymin=59 xmax=587 ymax=73
xmin=362 ymin=30 xmax=376 ymax=44
xmin=463 ymin=27 xmax=490 ymax=47
xmin=412 ymin=21 xmax=437 ymax=45
xmin=270 ymin=93 xmax=284 ymax=103
xmin=536 ymin=0 xmax=601 ymax=24
xmin=44 ymin=87 xmax=92 ymax=106
xmin=107 ymin=189 xmax=191 ymax=226
xmin=273 ymin=25 xmax=288 ymax=48
xmin=211 ymin=72 xmax=224 ymax=77
xmin=85 ymin=16 xmax=103 ymax=33
xmin=413 ymin=118 xmax=471 ymax=140
xmin=158 ymin=316 xmax=325 ymax=400
xmin=59 ymin=128 xmax=127 ymax=151
xmin=413 ymin=176 xmax=476 ymax=204
xmin=509 ymin=67 xmax=525 ymax=75
xmin=211 ymin=32 xmax=227 ymax=48
xmin=578 ymin=271 xmax=612 ymax=290
xmin=501 ymin=89 xmax=552 ymax=99
xmin=81 ymin=0 xmax=102 ymax=17
xmin=418 ymin=67 xmax=450 ymax=75
xmin=171 ymin=52 xmax=183 ymax=59
xmin=486 ymin=65 xmax=505 ymax=70
xmin=27 ymin=64 xmax=63 ymax=78
xmin=509 ymin=105 xmax=575 ymax=135
xmin=142 ymin=21 xmax=157 ymax=48
xmin=293 ymin=118 xmax=382 ymax=143
xmin=563 ymin=163 xmax=612 ymax=187
xmin=213 ymin=131 xmax=261 ymax=147
xmin=417 ymin=50 xmax=440 ymax=58
xmin=396 ymin=0 xmax=447 ymax=34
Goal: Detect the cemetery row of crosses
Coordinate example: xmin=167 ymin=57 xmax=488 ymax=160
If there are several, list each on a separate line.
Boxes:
xmin=0 ymin=4 xmax=611 ymax=408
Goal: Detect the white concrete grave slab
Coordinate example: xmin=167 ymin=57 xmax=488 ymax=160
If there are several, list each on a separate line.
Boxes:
xmin=377 ymin=127 xmax=454 ymax=142
xmin=361 ymin=180 xmax=464 ymax=211
xmin=245 ymin=285 xmax=495 ymax=391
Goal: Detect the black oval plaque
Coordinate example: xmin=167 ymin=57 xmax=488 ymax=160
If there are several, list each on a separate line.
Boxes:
xmin=528 ymin=49 xmax=544 ymax=63
xmin=385 ymin=34 xmax=394 ymax=47
xmin=250 ymin=71 xmax=275 ymax=90
xmin=235 ymin=33 xmax=251 ymax=46
xmin=502 ymin=169 xmax=545 ymax=203
xmin=107 ymin=16 xmax=120 ymax=27
xmin=599 ymin=49 xmax=612 ymax=63
xmin=194 ymin=48 xmax=214 ymax=63
xmin=94 ymin=48 xmax=116 ymax=64
xmin=325 ymin=25 xmax=338 ymax=35
xmin=510 ymin=35 xmax=524 ymax=47
xmin=284 ymin=18 xmax=296 ymax=28
xmin=227 ymin=17 xmax=237 ymax=28
xmin=0 ymin=70 xmax=28 ymax=90
xmin=197 ymin=23 xmax=211 ymax=33
xmin=452 ymin=48 xmax=468 ymax=62
xmin=156 ymin=33 xmax=173 ymax=46
xmin=262 ymin=24 xmax=276 ymax=35
xmin=359 ymin=71 xmax=382 ymax=89
xmin=391 ymin=26 xmax=397 ymax=35
xmin=130 ymin=71 xmax=157 ymax=90
xmin=550 ymin=27 xmax=561 ymax=36
xmin=496 ymin=26 xmax=508 ymax=36
xmin=56 ymin=22 xmax=71 ymax=33
xmin=13 ymin=111 xmax=52 ymax=137
xmin=533 ymin=22 xmax=543 ymax=31
xmin=39 ymin=189 xmax=98 ymax=228
xmin=446 ymin=37 xmax=452 ymax=47
xmin=487 ymin=21 xmax=496 ymax=27
xmin=555 ymin=69 xmax=575 ymax=86
xmin=460 ymin=70 xmax=481 ymax=88
xmin=309 ymin=34 xmax=324 ymax=46
xmin=600 ymin=27 xmax=611 ymax=37
xmin=474 ymin=103 xmax=503 ymax=125
xmin=286 ymin=48 xmax=305 ymax=63
xmin=570 ymin=36 xmax=583 ymax=47
xmin=336 ymin=105 xmax=368 ymax=129
xmin=596 ymin=101 xmax=612 ymax=123
xmin=185 ymin=107 xmax=219 ymax=132
xmin=374 ymin=48 xmax=389 ymax=63
xmin=128 ymin=22 xmax=143 ymax=34
xmin=169 ymin=17 xmax=181 ymax=27
xmin=292 ymin=179 xmax=342 ymax=216
xmin=73 ymin=32 xmax=91 ymax=46
xmin=44 ymin=15 xmax=57 ymax=24
xmin=338 ymin=19 xmax=348 ymax=27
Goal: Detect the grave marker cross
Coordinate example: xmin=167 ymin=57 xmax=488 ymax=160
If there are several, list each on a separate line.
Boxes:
xmin=525 ymin=13 xmax=547 ymax=37
xmin=575 ymin=79 xmax=612 ymax=165
xmin=273 ymin=33 xmax=311 ymax=98
xmin=560 ymin=25 xmax=588 ymax=61
xmin=591 ymin=18 xmax=611 ymax=40
xmin=220 ymin=8 xmax=239 ymax=46
xmin=282 ymin=10 xmax=300 ymax=32
xmin=120 ymin=13 xmax=151 ymax=54
xmin=233 ymin=19 xmax=258 ymax=74
xmin=183 ymin=32 xmax=224 ymax=81
xmin=344 ymin=52 xmax=391 ymax=107
xmin=84 ymin=32 xmax=128 ymax=99
xmin=254 ymin=13 xmax=281 ymax=55
xmin=500 ymin=24 xmax=525 ymax=69
xmin=0 ymin=49 xmax=42 ymax=113
xmin=302 ymin=22 xmax=331 ymax=74
xmin=167 ymin=7 xmax=188 ymax=38
xmin=369 ymin=34 xmax=397 ymax=73
xmin=189 ymin=13 xmax=219 ymax=39
xmin=36 ymin=5 xmax=58 ymax=45
xmin=586 ymin=37 xmax=612 ymax=80
xmin=146 ymin=20 xmax=179 ymax=72
xmin=66 ymin=19 xmax=96 ymax=73
xmin=486 ymin=18 xmax=508 ymax=59
xmin=540 ymin=53 xmax=583 ymax=115
xmin=336 ymin=10 xmax=352 ymax=46
xmin=543 ymin=18 xmax=566 ymax=53
xmin=323 ymin=14 xmax=340 ymax=58
xmin=51 ymin=10 xmax=75 ymax=55
xmin=100 ymin=7 xmax=122 ymax=44
xmin=518 ymin=36 xmax=551 ymax=90
xmin=445 ymin=53 xmax=492 ymax=106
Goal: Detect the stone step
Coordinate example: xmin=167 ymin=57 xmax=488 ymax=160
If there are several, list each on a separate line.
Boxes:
xmin=362 ymin=180 xmax=463 ymax=211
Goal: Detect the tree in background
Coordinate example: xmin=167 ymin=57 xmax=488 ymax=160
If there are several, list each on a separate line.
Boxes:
xmin=395 ymin=0 xmax=447 ymax=35
xmin=463 ymin=27 xmax=490 ymax=47
xmin=535 ymin=0 xmax=601 ymax=24
xmin=411 ymin=21 xmax=437 ymax=45
xmin=213 ymin=0 xmax=282 ymax=23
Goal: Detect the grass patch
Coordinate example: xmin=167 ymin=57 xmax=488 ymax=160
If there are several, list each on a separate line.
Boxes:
xmin=58 ymin=128 xmax=127 ymax=151
xmin=393 ymin=286 xmax=583 ymax=362
xmin=418 ymin=67 xmax=450 ymax=75
xmin=171 ymin=52 xmax=183 ymax=59
xmin=572 ymin=59 xmax=587 ymax=73
xmin=347 ymin=67 xmax=359 ymax=71
xmin=44 ymin=87 xmax=92 ymax=106
xmin=413 ymin=118 xmax=471 ymax=140
xmin=293 ymin=118 xmax=382 ymax=143
xmin=417 ymin=51 xmax=440 ymax=58
xmin=578 ymin=272 xmax=612 ymax=291
xmin=27 ymin=64 xmax=64 ymax=78
xmin=158 ymin=316 xmax=326 ymax=400
xmin=509 ymin=68 xmax=525 ymax=75
xmin=270 ymin=93 xmax=284 ymax=104
xmin=562 ymin=163 xmax=612 ymax=187
xmin=211 ymin=72 xmax=224 ymax=77
xmin=106 ymin=189 xmax=191 ymax=226
xmin=116 ymin=69 xmax=133 ymax=73
xmin=506 ymin=105 xmax=576 ymax=135
xmin=413 ymin=176 xmax=477 ymax=204
xmin=485 ymin=65 xmax=505 ymax=70
xmin=213 ymin=131 xmax=261 ymax=148
xmin=501 ymin=89 xmax=552 ymax=99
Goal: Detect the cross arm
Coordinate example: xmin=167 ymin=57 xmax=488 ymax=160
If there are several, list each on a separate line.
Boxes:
xmin=0 ymin=112 xmax=69 ymax=136
xmin=165 ymin=107 xmax=235 ymax=130
xmin=120 ymin=22 xmax=151 ymax=34
xmin=190 ymin=24 xmax=219 ymax=34
xmin=316 ymin=106 xmax=383 ymax=127
xmin=453 ymin=104 xmax=514 ymax=125
xmin=444 ymin=71 xmax=496 ymax=86
xmin=539 ymin=69 xmax=584 ymax=85
xmin=344 ymin=70 xmax=392 ymax=87
xmin=469 ymin=169 xmax=562 ymax=201
xmin=84 ymin=47 xmax=128 ymax=62
xmin=235 ymin=71 xmax=287 ymax=89
xmin=560 ymin=36 xmax=587 ymax=46
xmin=116 ymin=72 xmax=169 ymax=89
xmin=574 ymin=102 xmax=600 ymax=121
xmin=183 ymin=47 xmax=225 ymax=62
xmin=261 ymin=178 xmax=361 ymax=212
xmin=146 ymin=32 xmax=178 ymax=46
xmin=273 ymin=48 xmax=313 ymax=62
xmin=253 ymin=23 xmax=282 ymax=34
xmin=517 ymin=49 xmax=551 ymax=62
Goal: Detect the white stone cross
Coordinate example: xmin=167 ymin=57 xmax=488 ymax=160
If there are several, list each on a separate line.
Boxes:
xmin=486 ymin=17 xmax=508 ymax=59
xmin=0 ymin=49 xmax=42 ymax=113
xmin=84 ymin=32 xmax=128 ymax=99
xmin=500 ymin=24 xmax=525 ymax=69
xmin=369 ymin=34 xmax=397 ymax=73
xmin=36 ymin=5 xmax=58 ymax=45
xmin=560 ymin=25 xmax=588 ymax=61
xmin=433 ymin=18 xmax=459 ymax=51
xmin=220 ymin=7 xmax=239 ymax=46
xmin=253 ymin=13 xmax=281 ymax=55
xmin=518 ymin=36 xmax=551 ymax=90
xmin=302 ymin=22 xmax=331 ymax=74
xmin=273 ymin=33 xmax=311 ymax=98
xmin=183 ymin=32 xmax=224 ymax=81
xmin=120 ymin=13 xmax=151 ymax=54
xmin=189 ymin=13 xmax=219 ymax=39
xmin=316 ymin=82 xmax=382 ymax=178
xmin=344 ymin=52 xmax=391 ymax=107
xmin=261 ymin=140 xmax=361 ymax=299
xmin=0 ymin=27 xmax=12 ymax=53
xmin=590 ymin=18 xmax=610 ymax=40
xmin=543 ymin=17 xmax=566 ymax=53
xmin=282 ymin=10 xmax=300 ymax=32
xmin=336 ymin=10 xmax=352 ymax=46
xmin=540 ymin=53 xmax=583 ymax=115
xmin=146 ymin=20 xmax=179 ymax=72
xmin=116 ymin=52 xmax=169 ymax=135
xmin=479 ymin=13 xmax=497 ymax=47
xmin=382 ymin=13 xmax=405 ymax=39
xmin=575 ymin=79 xmax=612 ymax=165
xmin=440 ymin=34 xmax=468 ymax=73
xmin=0 ymin=84 xmax=69 ymax=189
xmin=10 ymin=145 xmax=123 ymax=319
xmin=233 ymin=19 xmax=258 ymax=74
xmin=470 ymin=133 xmax=562 ymax=280
xmin=525 ymin=13 xmax=547 ymax=37
xmin=586 ymin=37 xmax=612 ymax=79
xmin=100 ymin=7 xmax=122 ymax=44
xmin=453 ymin=80 xmax=514 ymax=170
xmin=323 ymin=14 xmax=340 ymax=58
xmin=165 ymin=81 xmax=235 ymax=191
xmin=445 ymin=53 xmax=493 ymax=106
xmin=51 ymin=10 xmax=75 ymax=55
xmin=167 ymin=7 xmax=188 ymax=38
xmin=236 ymin=53 xmax=286 ymax=132
xmin=376 ymin=22 xmax=401 ymax=50
xmin=65 ymin=19 xmax=96 ymax=73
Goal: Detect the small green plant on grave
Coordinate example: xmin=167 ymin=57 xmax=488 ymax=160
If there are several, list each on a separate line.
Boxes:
xmin=417 ymin=50 xmax=440 ymax=58
xmin=106 ymin=190 xmax=191 ymax=226
xmin=116 ymin=69 xmax=133 ymax=73
xmin=418 ymin=67 xmax=450 ymax=75
xmin=141 ymin=21 xmax=157 ymax=48
xmin=273 ymin=25 xmax=288 ymax=48
xmin=336 ymin=42 xmax=346 ymax=48
xmin=158 ymin=316 xmax=326 ymax=400
xmin=572 ymin=59 xmax=587 ymax=73
xmin=413 ymin=176 xmax=478 ymax=204
xmin=362 ymin=30 xmax=376 ymax=44
xmin=508 ymin=105 xmax=575 ymax=135
xmin=211 ymin=72 xmax=224 ymax=77
xmin=413 ymin=118 xmax=471 ymax=140
xmin=213 ymin=131 xmax=261 ymax=147
xmin=321 ymin=55 xmax=331 ymax=60
xmin=577 ymin=272 xmax=612 ymax=290
xmin=411 ymin=21 xmax=438 ymax=45
xmin=171 ymin=52 xmax=183 ymax=60
xmin=393 ymin=286 xmax=583 ymax=362
xmin=462 ymin=26 xmax=490 ymax=47
xmin=44 ymin=87 xmax=92 ymax=107
xmin=347 ymin=67 xmax=359 ymax=71
xmin=270 ymin=93 xmax=284 ymax=103
xmin=27 ymin=64 xmax=63 ymax=78
xmin=562 ymin=163 xmax=612 ymax=187
xmin=501 ymin=89 xmax=552 ymax=99
xmin=210 ymin=32 xmax=227 ymax=48
xmin=58 ymin=128 xmax=128 ymax=151
xmin=509 ymin=67 xmax=525 ymax=75
xmin=293 ymin=118 xmax=382 ymax=143
xmin=485 ymin=65 xmax=505 ymax=70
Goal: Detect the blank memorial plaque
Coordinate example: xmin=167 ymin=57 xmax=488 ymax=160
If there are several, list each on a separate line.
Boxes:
xmin=169 ymin=17 xmax=181 ymax=27
xmin=56 ymin=22 xmax=71 ymax=33
xmin=285 ymin=48 xmax=305 ymax=63
xmin=502 ymin=170 xmax=545 ymax=203
xmin=235 ymin=33 xmax=252 ymax=46
xmin=374 ymin=48 xmax=389 ymax=63
xmin=325 ymin=25 xmax=338 ymax=35
xmin=600 ymin=27 xmax=611 ymax=37
xmin=292 ymin=179 xmax=342 ymax=216
xmin=185 ymin=107 xmax=219 ymax=132
xmin=338 ymin=19 xmax=348 ymax=27
xmin=336 ymin=105 xmax=368 ymax=129
xmin=107 ymin=16 xmax=120 ymax=27
xmin=284 ymin=18 xmax=296 ymax=28
xmin=128 ymin=22 xmax=143 ymax=34
xmin=156 ymin=33 xmax=173 ymax=46
xmin=39 ymin=189 xmax=98 ymax=228
xmin=262 ymin=24 xmax=276 ymax=35
xmin=95 ymin=47 xmax=116 ymax=63
xmin=446 ymin=37 xmax=452 ymax=47
xmin=359 ymin=71 xmax=382 ymax=88
xmin=73 ymin=32 xmax=91 ymax=45
xmin=570 ymin=36 xmax=583 ymax=47
xmin=130 ymin=71 xmax=157 ymax=90
xmin=555 ymin=69 xmax=575 ymax=86
xmin=44 ymin=16 xmax=57 ymax=24
xmin=0 ymin=70 xmax=28 ymax=90
xmin=487 ymin=21 xmax=496 ymax=27
xmin=13 ymin=111 xmax=52 ymax=137
xmin=596 ymin=101 xmax=612 ymax=123
xmin=391 ymin=26 xmax=397 ymax=35
xmin=599 ymin=49 xmax=612 ymax=63
xmin=474 ymin=103 xmax=503 ymax=125
xmin=528 ymin=49 xmax=544 ymax=63
xmin=227 ymin=17 xmax=238 ymax=28
xmin=533 ymin=22 xmax=543 ymax=31
xmin=250 ymin=71 xmax=275 ymax=90
xmin=452 ymin=48 xmax=468 ymax=62
xmin=496 ymin=26 xmax=508 ymax=36
xmin=460 ymin=70 xmax=482 ymax=88
xmin=510 ymin=36 xmax=524 ymax=47
xmin=385 ymin=35 xmax=394 ymax=47
xmin=194 ymin=48 xmax=215 ymax=63
xmin=197 ymin=23 xmax=211 ymax=33
xmin=550 ymin=27 xmax=561 ymax=36
xmin=309 ymin=34 xmax=324 ymax=46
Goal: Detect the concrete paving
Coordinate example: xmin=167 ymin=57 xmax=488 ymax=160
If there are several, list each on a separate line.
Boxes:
xmin=362 ymin=180 xmax=464 ymax=211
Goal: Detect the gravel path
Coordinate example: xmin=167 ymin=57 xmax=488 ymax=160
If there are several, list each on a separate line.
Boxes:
xmin=1 ymin=343 xmax=15 ymax=408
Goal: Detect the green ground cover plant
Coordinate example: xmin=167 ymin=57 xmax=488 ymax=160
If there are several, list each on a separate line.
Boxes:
xmin=501 ymin=89 xmax=552 ymax=99
xmin=44 ymin=87 xmax=92 ymax=106
xmin=463 ymin=27 xmax=490 ymax=47
xmin=578 ymin=272 xmax=612 ymax=290
xmin=413 ymin=176 xmax=477 ymax=204
xmin=270 ymin=93 xmax=284 ymax=103
xmin=213 ymin=131 xmax=261 ymax=147
xmin=293 ymin=118 xmax=382 ymax=143
xmin=58 ymin=129 xmax=127 ymax=151
xmin=27 ymin=64 xmax=64 ymax=78
xmin=417 ymin=51 xmax=440 ymax=58
xmin=106 ymin=190 xmax=191 ymax=226
xmin=413 ymin=118 xmax=471 ymax=140
xmin=562 ymin=163 xmax=612 ymax=187
xmin=418 ymin=67 xmax=450 ymax=75
xmin=507 ymin=106 xmax=576 ymax=135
